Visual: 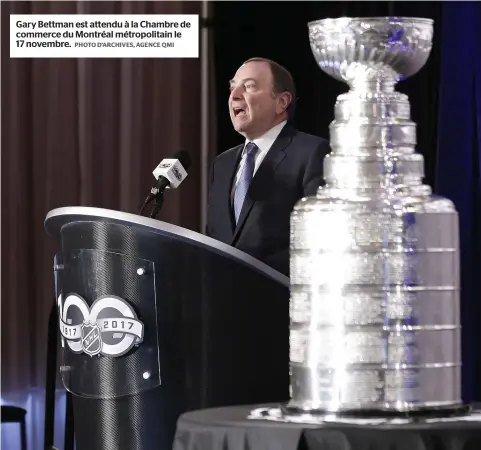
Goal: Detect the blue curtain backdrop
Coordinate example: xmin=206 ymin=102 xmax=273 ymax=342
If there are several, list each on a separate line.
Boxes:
xmin=436 ymin=1 xmax=481 ymax=402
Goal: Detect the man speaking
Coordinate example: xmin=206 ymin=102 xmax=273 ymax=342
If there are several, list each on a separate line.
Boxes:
xmin=206 ymin=57 xmax=330 ymax=276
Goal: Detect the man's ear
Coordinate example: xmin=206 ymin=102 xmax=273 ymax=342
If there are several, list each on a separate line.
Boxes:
xmin=276 ymin=92 xmax=292 ymax=114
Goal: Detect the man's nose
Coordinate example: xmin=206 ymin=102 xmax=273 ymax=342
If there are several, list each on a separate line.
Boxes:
xmin=230 ymin=85 xmax=243 ymax=100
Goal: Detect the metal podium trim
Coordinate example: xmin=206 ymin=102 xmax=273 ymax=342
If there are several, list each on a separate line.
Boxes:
xmin=45 ymin=206 xmax=289 ymax=287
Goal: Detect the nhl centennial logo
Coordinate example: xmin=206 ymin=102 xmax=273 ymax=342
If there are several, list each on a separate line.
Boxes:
xmin=58 ymin=294 xmax=144 ymax=358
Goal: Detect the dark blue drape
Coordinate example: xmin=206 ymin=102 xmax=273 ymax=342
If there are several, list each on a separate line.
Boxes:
xmin=436 ymin=1 xmax=481 ymax=402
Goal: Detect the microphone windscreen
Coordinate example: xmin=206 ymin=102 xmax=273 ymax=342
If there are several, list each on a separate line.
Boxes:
xmin=171 ymin=149 xmax=192 ymax=171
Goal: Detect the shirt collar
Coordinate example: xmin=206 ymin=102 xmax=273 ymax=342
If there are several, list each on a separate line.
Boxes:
xmin=243 ymin=120 xmax=287 ymax=156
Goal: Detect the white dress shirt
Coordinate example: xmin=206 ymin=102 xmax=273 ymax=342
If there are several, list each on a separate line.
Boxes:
xmin=231 ymin=120 xmax=287 ymax=202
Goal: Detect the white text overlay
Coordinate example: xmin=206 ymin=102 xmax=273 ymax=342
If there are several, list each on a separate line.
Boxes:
xmin=10 ymin=14 xmax=199 ymax=58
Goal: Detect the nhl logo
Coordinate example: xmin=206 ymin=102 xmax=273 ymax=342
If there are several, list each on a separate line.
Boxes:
xmin=81 ymin=321 xmax=102 ymax=357
xmin=59 ymin=294 xmax=144 ymax=358
xmin=172 ymin=166 xmax=183 ymax=181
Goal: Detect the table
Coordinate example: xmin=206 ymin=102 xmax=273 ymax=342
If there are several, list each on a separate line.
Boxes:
xmin=173 ymin=404 xmax=481 ymax=450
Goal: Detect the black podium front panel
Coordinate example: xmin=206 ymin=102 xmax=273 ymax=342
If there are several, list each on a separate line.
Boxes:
xmin=56 ymin=219 xmax=290 ymax=450
xmin=58 ymin=249 xmax=160 ymax=398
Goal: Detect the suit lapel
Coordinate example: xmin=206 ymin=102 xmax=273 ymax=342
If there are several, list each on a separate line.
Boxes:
xmin=218 ymin=144 xmax=243 ymax=239
xmin=231 ymin=125 xmax=294 ymax=244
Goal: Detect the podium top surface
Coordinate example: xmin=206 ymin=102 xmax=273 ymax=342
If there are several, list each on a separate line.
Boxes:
xmin=45 ymin=206 xmax=289 ymax=287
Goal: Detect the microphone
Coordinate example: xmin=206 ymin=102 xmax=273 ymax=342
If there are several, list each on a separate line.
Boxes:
xmin=139 ymin=149 xmax=192 ymax=217
xmin=151 ymin=148 xmax=192 ymax=196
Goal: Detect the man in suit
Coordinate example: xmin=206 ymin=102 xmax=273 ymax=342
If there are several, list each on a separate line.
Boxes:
xmin=206 ymin=57 xmax=330 ymax=276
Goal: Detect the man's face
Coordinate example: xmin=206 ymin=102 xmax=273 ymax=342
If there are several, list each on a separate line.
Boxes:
xmin=228 ymin=61 xmax=289 ymax=139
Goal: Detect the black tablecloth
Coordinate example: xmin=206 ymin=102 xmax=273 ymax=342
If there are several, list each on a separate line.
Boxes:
xmin=173 ymin=404 xmax=481 ymax=450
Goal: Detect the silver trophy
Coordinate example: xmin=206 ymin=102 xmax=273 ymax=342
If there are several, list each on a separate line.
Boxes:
xmin=287 ymin=17 xmax=462 ymax=414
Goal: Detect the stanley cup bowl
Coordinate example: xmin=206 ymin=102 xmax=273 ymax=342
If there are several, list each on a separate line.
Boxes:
xmin=308 ymin=17 xmax=434 ymax=85
xmin=287 ymin=17 xmax=462 ymax=415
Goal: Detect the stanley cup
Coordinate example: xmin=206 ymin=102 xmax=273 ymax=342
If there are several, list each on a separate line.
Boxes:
xmin=287 ymin=17 xmax=462 ymax=413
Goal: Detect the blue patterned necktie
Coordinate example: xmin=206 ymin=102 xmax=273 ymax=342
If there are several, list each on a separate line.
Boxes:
xmin=234 ymin=142 xmax=258 ymax=223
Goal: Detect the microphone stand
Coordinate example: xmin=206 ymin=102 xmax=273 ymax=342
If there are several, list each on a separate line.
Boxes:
xmin=149 ymin=193 xmax=164 ymax=219
xmin=139 ymin=194 xmax=154 ymax=216
xmin=140 ymin=177 xmax=170 ymax=217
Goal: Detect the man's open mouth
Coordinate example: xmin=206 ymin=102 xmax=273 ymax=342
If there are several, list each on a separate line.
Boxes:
xmin=233 ymin=107 xmax=246 ymax=117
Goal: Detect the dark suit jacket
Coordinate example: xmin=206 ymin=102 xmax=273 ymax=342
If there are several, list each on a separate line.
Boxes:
xmin=206 ymin=124 xmax=330 ymax=276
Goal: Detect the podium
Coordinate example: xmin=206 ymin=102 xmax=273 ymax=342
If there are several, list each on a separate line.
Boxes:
xmin=44 ymin=207 xmax=290 ymax=450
